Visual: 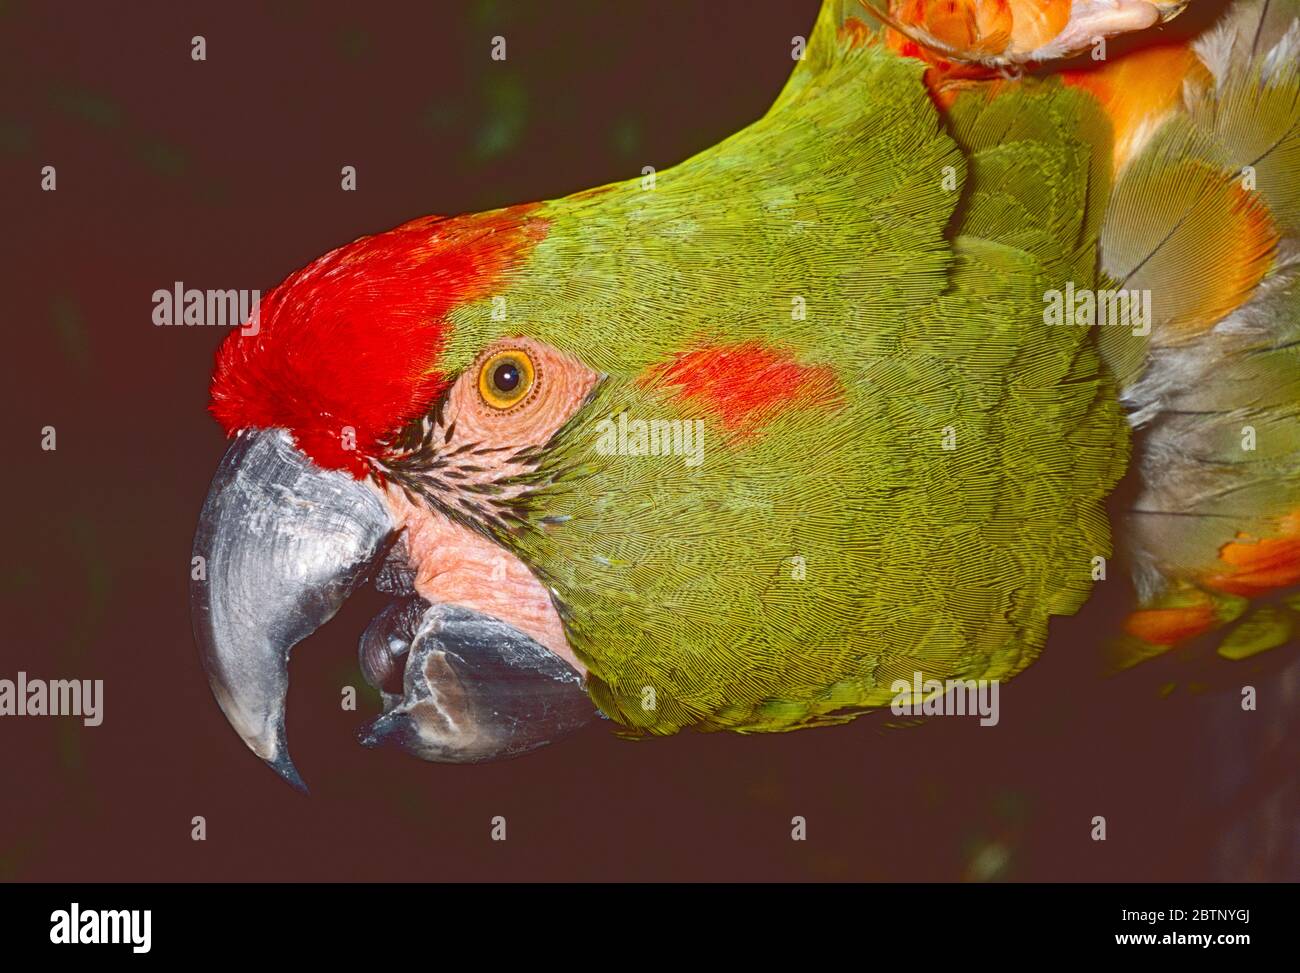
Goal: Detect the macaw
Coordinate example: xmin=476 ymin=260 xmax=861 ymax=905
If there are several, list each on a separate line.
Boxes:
xmin=192 ymin=0 xmax=1300 ymax=789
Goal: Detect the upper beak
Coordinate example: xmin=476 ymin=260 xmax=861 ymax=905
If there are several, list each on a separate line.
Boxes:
xmin=190 ymin=427 xmax=396 ymax=791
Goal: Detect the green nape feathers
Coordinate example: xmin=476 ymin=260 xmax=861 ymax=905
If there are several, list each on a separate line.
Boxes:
xmin=434 ymin=8 xmax=1128 ymax=733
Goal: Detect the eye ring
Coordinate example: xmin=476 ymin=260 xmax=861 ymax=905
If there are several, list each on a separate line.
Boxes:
xmin=477 ymin=348 xmax=537 ymax=410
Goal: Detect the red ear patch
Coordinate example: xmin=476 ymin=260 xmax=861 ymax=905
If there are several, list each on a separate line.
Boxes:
xmin=209 ymin=204 xmax=546 ymax=476
xmin=640 ymin=340 xmax=844 ymax=439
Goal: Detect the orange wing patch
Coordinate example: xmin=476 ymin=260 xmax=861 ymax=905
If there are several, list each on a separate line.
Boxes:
xmin=1061 ymin=41 xmax=1211 ymax=169
xmin=1124 ymin=600 xmax=1217 ymax=646
xmin=1204 ymin=511 xmax=1300 ymax=598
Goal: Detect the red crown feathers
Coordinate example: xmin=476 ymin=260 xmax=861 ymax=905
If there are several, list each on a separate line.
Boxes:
xmin=209 ymin=204 xmax=545 ymax=476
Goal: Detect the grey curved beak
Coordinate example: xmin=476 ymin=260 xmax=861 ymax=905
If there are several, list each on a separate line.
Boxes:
xmin=190 ymin=428 xmax=396 ymax=791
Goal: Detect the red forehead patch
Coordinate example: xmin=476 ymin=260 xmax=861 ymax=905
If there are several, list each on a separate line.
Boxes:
xmin=640 ymin=340 xmax=844 ymax=438
xmin=209 ymin=204 xmax=546 ymax=476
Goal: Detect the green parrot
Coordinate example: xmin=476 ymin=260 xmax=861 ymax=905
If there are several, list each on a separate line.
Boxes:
xmin=192 ymin=0 xmax=1300 ymax=789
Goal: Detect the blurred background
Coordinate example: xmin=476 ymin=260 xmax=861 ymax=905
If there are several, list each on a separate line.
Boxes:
xmin=0 ymin=0 xmax=1295 ymax=881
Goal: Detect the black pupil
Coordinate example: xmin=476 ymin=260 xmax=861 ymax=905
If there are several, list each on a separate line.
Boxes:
xmin=493 ymin=361 xmax=521 ymax=393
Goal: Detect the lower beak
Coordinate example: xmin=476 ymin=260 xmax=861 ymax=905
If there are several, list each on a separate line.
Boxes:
xmin=357 ymin=598 xmax=593 ymax=763
xmin=190 ymin=428 xmax=396 ymax=791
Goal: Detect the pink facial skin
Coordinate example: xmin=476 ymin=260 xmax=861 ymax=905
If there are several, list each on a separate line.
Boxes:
xmin=377 ymin=336 xmax=600 ymax=676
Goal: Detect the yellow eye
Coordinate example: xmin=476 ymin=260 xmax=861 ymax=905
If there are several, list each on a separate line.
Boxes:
xmin=477 ymin=349 xmax=535 ymax=409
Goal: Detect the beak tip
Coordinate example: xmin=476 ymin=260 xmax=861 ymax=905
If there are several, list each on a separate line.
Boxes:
xmin=267 ymin=751 xmax=309 ymax=794
xmin=357 ymin=712 xmax=409 ymax=751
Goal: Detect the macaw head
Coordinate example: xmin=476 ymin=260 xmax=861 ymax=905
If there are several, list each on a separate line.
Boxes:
xmin=194 ymin=204 xmax=618 ymax=788
xmin=193 ymin=189 xmax=861 ymax=789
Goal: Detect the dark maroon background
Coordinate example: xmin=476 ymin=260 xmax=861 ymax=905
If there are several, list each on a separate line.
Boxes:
xmin=0 ymin=0 xmax=1294 ymax=882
